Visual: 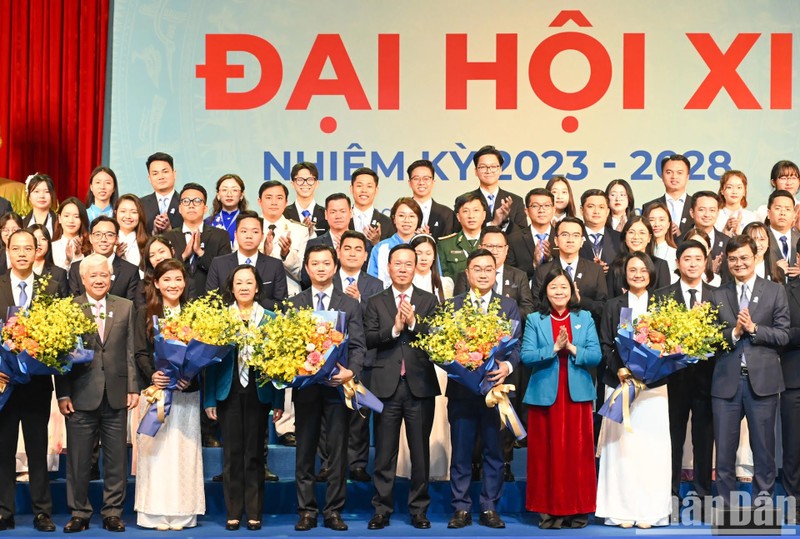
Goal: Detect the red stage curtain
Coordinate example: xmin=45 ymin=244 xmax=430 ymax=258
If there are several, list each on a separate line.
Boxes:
xmin=0 ymin=0 xmax=109 ymax=202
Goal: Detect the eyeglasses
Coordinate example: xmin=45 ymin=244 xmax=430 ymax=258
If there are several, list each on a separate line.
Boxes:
xmin=476 ymin=165 xmax=501 ymax=173
xmin=410 ymin=176 xmax=433 ymax=184
xmin=468 ymin=266 xmax=496 ymax=275
xmin=390 ymin=261 xmax=415 ymax=270
xmin=528 ymin=203 xmax=553 ymax=211
xmin=778 ymin=175 xmax=799 ymax=181
xmin=727 ymin=255 xmax=754 ymax=264
xmin=91 ymin=231 xmax=117 ymax=240
xmin=1 ymin=228 xmax=20 ymax=237
xmin=558 ymin=232 xmax=583 ymax=240
xmin=292 ymin=176 xmax=317 ymax=186
xmin=180 ymin=197 xmax=205 ymax=207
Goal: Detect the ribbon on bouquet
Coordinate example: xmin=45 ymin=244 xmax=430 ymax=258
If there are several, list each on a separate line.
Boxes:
xmin=340 ymin=378 xmax=384 ymax=414
xmin=603 ymin=378 xmax=646 ymax=432
xmin=485 ymin=383 xmax=527 ymax=440
xmin=141 ymin=385 xmax=168 ymax=425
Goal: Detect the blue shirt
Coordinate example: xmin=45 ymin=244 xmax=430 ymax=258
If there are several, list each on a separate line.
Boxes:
xmin=86 ymin=204 xmax=113 ymax=222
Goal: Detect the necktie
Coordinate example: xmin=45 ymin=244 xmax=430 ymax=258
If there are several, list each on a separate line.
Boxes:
xmin=468 ymin=238 xmax=477 ymax=249
xmin=316 ymin=291 xmax=326 ymax=310
xmin=781 ymin=236 xmax=789 ymax=260
xmin=17 ymin=282 xmax=27 ymax=308
xmin=739 ymin=284 xmax=749 ymax=310
xmin=687 ymin=288 xmax=698 ymax=309
xmin=566 ymin=265 xmax=574 ymax=280
xmin=239 ymin=323 xmax=250 ymax=388
xmin=536 ymin=234 xmax=547 ymax=263
xmin=398 ymin=293 xmax=407 ymax=377
xmin=245 ymin=257 xmax=252 ymax=266
xmin=668 ymin=199 xmax=679 ymax=224
xmin=591 ymin=233 xmax=603 ymax=258
xmin=493 ymin=271 xmax=500 ymax=294
xmin=95 ymin=302 xmax=105 ymax=343
xmin=487 ymin=193 xmax=495 ymax=214
xmin=345 ymin=276 xmax=356 ymax=287
xmin=302 ymin=209 xmax=311 ymax=219
xmin=159 ymin=196 xmax=168 ymax=214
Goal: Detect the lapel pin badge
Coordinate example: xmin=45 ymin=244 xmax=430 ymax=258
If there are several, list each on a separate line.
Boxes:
xmin=681 ymin=217 xmax=687 ymax=223
xmin=752 ymin=296 xmax=759 ymax=303
xmin=170 ymin=208 xmax=175 ymax=214
xmin=505 ymin=279 xmax=510 ymax=286
xmin=577 ymin=273 xmax=583 ymax=279
xmin=575 ymin=324 xmax=582 ymax=329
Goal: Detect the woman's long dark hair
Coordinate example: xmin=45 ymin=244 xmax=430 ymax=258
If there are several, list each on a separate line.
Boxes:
xmin=537 ymin=266 xmax=580 ymax=316
xmin=85 ymin=166 xmax=120 ymax=209
xmin=742 ymin=221 xmax=784 ymax=282
xmin=142 ymin=235 xmax=175 ymax=277
xmin=545 ymin=176 xmax=576 ymax=218
xmin=145 ymin=258 xmax=189 ymax=341
xmin=605 ymin=179 xmax=635 ymax=227
xmin=52 ymin=197 xmax=93 ymax=256
xmin=27 ymin=224 xmax=55 ymax=266
xmin=409 ymin=235 xmax=445 ymax=303
xmin=114 ymin=194 xmax=150 ymax=261
xmin=643 ymin=201 xmax=676 ymax=249
xmin=623 ymin=251 xmax=656 ymax=291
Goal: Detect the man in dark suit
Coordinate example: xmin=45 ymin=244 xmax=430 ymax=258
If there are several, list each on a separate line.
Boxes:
xmin=0 ymin=230 xmax=60 ymax=532
xmin=579 ymin=189 xmax=622 ymax=273
xmin=68 ymin=216 xmax=140 ymax=304
xmin=56 ymin=254 xmax=139 ymax=532
xmin=284 ymin=161 xmax=328 ymax=236
xmin=407 ymin=159 xmax=455 ymax=240
xmin=766 ymin=190 xmax=800 ymax=281
xmin=349 ymin=167 xmax=395 ymax=245
xmin=690 ymin=191 xmax=731 ymax=281
xmin=782 ymin=279 xmax=800 ymax=522
xmin=163 ymin=183 xmax=232 ymax=294
xmin=642 ymin=154 xmax=694 ymax=238
xmin=364 ymin=244 xmax=439 ymax=530
xmin=206 ymin=211 xmax=288 ymax=311
xmin=712 ymin=235 xmax=790 ymax=507
xmin=465 ymin=145 xmax=526 ymax=234
xmin=139 ymin=152 xmax=183 ymax=235
xmin=288 ymin=245 xmax=366 ymax=532
xmin=653 ymin=240 xmax=717 ymax=503
xmin=506 ymin=188 xmax=557 ymax=280
xmin=446 ymin=248 xmax=521 ymax=530
xmin=0 ymin=196 xmax=12 ymax=218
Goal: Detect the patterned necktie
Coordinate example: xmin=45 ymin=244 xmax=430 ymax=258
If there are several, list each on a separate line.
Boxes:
xmin=591 ymin=233 xmax=603 ymax=258
xmin=566 ymin=265 xmax=574 ymax=280
xmin=239 ymin=320 xmax=250 ymax=388
xmin=245 ymin=257 xmax=252 ymax=266
xmin=487 ymin=193 xmax=495 ymax=214
xmin=398 ymin=293 xmax=407 ymax=376
xmin=536 ymin=234 xmax=547 ymax=263
xmin=739 ymin=284 xmax=749 ymax=310
xmin=316 ymin=291 xmax=326 ymax=310
xmin=17 ymin=282 xmax=27 ymax=308
xmin=781 ymin=236 xmax=789 ymax=260
xmin=302 ymin=209 xmax=311 ymax=220
xmin=95 ymin=302 xmax=105 ymax=343
xmin=687 ymin=288 xmax=698 ymax=309
xmin=345 ymin=276 xmax=356 ymax=287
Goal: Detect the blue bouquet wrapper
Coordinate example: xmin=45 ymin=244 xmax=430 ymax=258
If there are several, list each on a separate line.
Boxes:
xmin=138 ymin=329 xmax=229 ymax=437
xmin=338 ymin=380 xmax=384 ymax=414
xmin=0 ymin=345 xmax=29 ymax=411
xmin=276 ymin=336 xmax=349 ymax=391
xmin=439 ymin=334 xmax=520 ymax=397
xmin=599 ymin=307 xmax=700 ymax=425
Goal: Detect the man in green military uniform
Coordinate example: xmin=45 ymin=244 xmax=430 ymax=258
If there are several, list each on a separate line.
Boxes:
xmin=438 ymin=192 xmax=487 ymax=280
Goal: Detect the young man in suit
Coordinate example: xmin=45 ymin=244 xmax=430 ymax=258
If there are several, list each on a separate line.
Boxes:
xmin=288 ymin=245 xmax=366 ymax=532
xmin=506 ymin=188 xmax=557 ymax=280
xmin=140 ymin=152 xmax=183 ymax=235
xmin=579 ymin=189 xmax=621 ymax=274
xmin=712 ymin=235 xmax=790 ymax=508
xmin=284 ymin=161 xmax=328 ymax=236
xmin=642 ymin=154 xmax=694 ymax=238
xmin=163 ymin=183 xmax=232 ymax=293
xmin=57 ymin=254 xmax=139 ymax=533
xmin=407 ymin=159 xmax=455 ymax=240
xmin=0 ymin=230 xmax=60 ymax=532
xmin=68 ymin=216 xmax=140 ymax=304
xmin=653 ymin=240 xmax=717 ymax=506
xmin=206 ymin=211 xmax=288 ymax=311
xmin=446 ymin=248 xmax=521 ymax=530
xmin=438 ymin=192 xmax=487 ymax=280
xmin=349 ymin=167 xmax=395 ymax=245
xmin=766 ymin=190 xmax=800 ymax=281
xmin=364 ymin=244 xmax=439 ymax=530
xmin=464 ymin=145 xmax=526 ymax=234
xmin=782 ymin=278 xmax=800 ymax=522
xmin=691 ymin=191 xmax=730 ymax=281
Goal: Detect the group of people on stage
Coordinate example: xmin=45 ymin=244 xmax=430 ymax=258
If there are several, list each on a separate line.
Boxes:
xmin=0 ymin=146 xmax=799 ymax=533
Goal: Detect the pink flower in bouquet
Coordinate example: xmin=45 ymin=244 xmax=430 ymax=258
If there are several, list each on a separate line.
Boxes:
xmin=465 ymin=351 xmax=483 ymax=369
xmin=306 ymin=350 xmax=323 ymax=365
xmin=316 ymin=324 xmax=328 ymax=334
xmin=634 ymin=330 xmax=648 ymax=344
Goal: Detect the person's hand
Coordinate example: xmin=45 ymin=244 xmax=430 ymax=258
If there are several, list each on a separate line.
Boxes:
xmin=670 ymin=222 xmax=681 ymax=237
xmin=486 ymin=360 xmax=511 ymax=385
xmin=327 ymin=363 xmax=353 ymax=387
xmin=725 ymin=214 xmax=741 ymax=235
xmin=343 ymin=282 xmax=360 ymax=300
xmin=262 ymin=229 xmax=274 ymax=256
xmin=152 ymin=370 xmax=171 ymax=389
xmin=364 ymin=223 xmax=381 ymax=245
xmin=272 ymin=409 xmax=283 ymax=423
xmin=205 ymin=407 xmax=217 ymax=421
xmin=489 ymin=196 xmax=512 ymax=226
xmin=303 ymin=216 xmax=315 ymax=235
xmin=594 ymin=256 xmax=610 ymax=274
xmin=278 ymin=235 xmax=291 ymax=258
xmin=399 ymin=298 xmax=415 ymax=326
xmin=127 ymin=392 xmax=139 ymax=410
xmin=175 ymin=377 xmax=191 ymax=391
xmin=712 ymin=252 xmax=723 ymax=274
xmin=192 ymin=232 xmax=204 ymax=257
xmin=0 ymin=372 xmax=9 ymax=384
xmin=58 ymin=398 xmax=74 ymax=417
xmin=574 ymin=282 xmax=582 ymax=303
xmin=786 ymin=254 xmax=800 ymax=277
xmin=153 ymin=213 xmax=171 ymax=234
xmin=554 ymin=326 xmax=569 ymax=352
xmin=777 ymin=259 xmax=790 ymax=273
xmin=393 ymin=302 xmax=406 ymax=334
xmin=115 ymin=241 xmax=128 ymax=258
xmin=416 ymin=224 xmax=430 ymax=235
xmin=181 ymin=234 xmax=194 ymax=261
xmin=737 ymin=307 xmax=755 ymax=333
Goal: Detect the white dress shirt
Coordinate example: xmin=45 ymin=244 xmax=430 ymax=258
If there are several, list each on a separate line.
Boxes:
xmin=9 ymin=272 xmax=35 ymax=309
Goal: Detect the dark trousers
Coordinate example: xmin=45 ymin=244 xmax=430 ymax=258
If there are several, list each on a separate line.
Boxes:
xmin=668 ymin=369 xmax=714 ymax=498
xmin=218 ymin=371 xmax=269 ymax=521
xmin=781 ymin=387 xmax=800 ymax=501
xmin=0 ymin=388 xmax=52 ymax=518
xmin=372 ymin=379 xmax=434 ymax=516
xmin=712 ymin=375 xmax=778 ymax=507
xmin=319 ymin=369 xmax=372 ymax=470
xmin=294 ymin=386 xmax=348 ymax=518
xmin=449 ymin=397 xmax=504 ymax=512
xmin=65 ymin=394 xmax=127 ymax=518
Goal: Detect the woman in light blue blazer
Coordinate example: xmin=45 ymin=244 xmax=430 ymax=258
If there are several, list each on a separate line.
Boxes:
xmin=204 ymin=265 xmax=283 ymax=531
xmin=521 ymin=266 xmax=601 ymax=530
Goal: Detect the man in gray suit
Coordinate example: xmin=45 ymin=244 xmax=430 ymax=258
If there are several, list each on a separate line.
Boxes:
xmin=712 ymin=235 xmax=790 ymax=508
xmin=56 ymin=254 xmax=139 ymax=533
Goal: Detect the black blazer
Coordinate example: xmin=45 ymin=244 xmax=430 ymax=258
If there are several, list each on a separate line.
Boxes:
xmin=453 ymin=264 xmax=535 ymax=319
xmin=299 ymin=233 xmax=373 ymax=288
xmin=22 ymin=210 xmax=57 ymax=232
xmin=783 ymin=281 xmax=800 ymax=389
xmin=465 ymin=187 xmax=527 ymax=234
xmin=0 ymin=197 xmax=12 ymax=217
xmin=68 ymin=256 xmax=141 ymax=305
xmin=579 ymin=226 xmax=623 ymax=267
xmin=426 ymin=200 xmax=456 ymax=239
xmin=445 ymin=292 xmax=522 ymax=400
xmin=163 ymin=226 xmax=232 ymax=293
xmin=643 ymin=194 xmax=695 ymax=238
xmin=349 ymin=209 xmax=396 ymax=242
xmin=607 ymin=253 xmax=670 ymax=298
xmin=364 ymin=286 xmax=440 ymax=399
xmin=334 ymin=271 xmax=384 ymax=368
xmin=531 ymin=257 xmax=609 ymax=323
xmin=506 ymin=226 xmax=558 ymax=280
xmin=37 ymin=262 xmax=69 ymax=298
xmin=286 ymin=287 xmax=367 ymax=379
xmin=205 ymin=252 xmax=288 ymax=311
xmin=140 ymin=192 xmax=183 ymax=233
xmin=284 ymin=203 xmax=328 ymax=236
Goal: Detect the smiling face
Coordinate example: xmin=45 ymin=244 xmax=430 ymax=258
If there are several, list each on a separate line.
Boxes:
xmin=81 ymin=259 xmax=112 ymax=301
xmin=155 ymin=268 xmax=186 ymax=307
xmin=338 ymin=236 xmax=367 ymax=273
xmin=475 ymin=153 xmax=501 ymax=189
xmin=625 ymin=256 xmax=650 ymax=294
xmin=90 ymin=171 xmax=115 ymax=206
xmin=350 ymin=174 xmax=378 ymax=210
xmin=32 ymin=229 xmax=49 ymax=261
xmin=231 ymin=267 xmax=257 ymax=306
xmin=393 ymin=203 xmax=419 ymax=239
xmin=148 ymin=160 xmax=176 ymax=195
xmin=257 ymin=186 xmax=288 ymax=222
xmin=8 ymin=232 xmax=35 ymax=274
xmin=721 ymin=175 xmax=745 ymax=206
xmin=58 ymin=203 xmax=83 ymax=237
xmin=661 ymin=159 xmax=689 ymax=196
xmin=727 ymin=245 xmax=756 ymax=282
xmin=466 ymin=254 xmax=496 ymax=296
xmin=29 ymin=181 xmax=53 ymax=211
xmin=647 ymin=207 xmax=670 ymax=241
xmin=305 ymin=250 xmax=336 ymax=288
xmin=746 ymin=227 xmax=770 ymax=259
xmin=115 ymin=199 xmax=140 ymax=234
xmin=89 ymin=221 xmax=117 ymax=256
xmin=291 ymin=167 xmax=318 ymax=200
xmin=625 ymin=221 xmax=651 ymax=253
xmin=678 ymin=246 xmax=706 ymax=284
xmin=408 ymin=165 xmax=434 ymax=200
xmin=217 ymin=178 xmax=243 ymax=211
xmin=546 ymin=274 xmax=572 ymax=312
xmin=388 ymin=248 xmax=416 ymax=288
xmin=413 ymin=241 xmax=435 ymax=274
xmin=147 ymin=240 xmax=173 ymax=269
xmin=608 ymin=184 xmax=629 ymax=215
xmin=690 ymin=195 xmax=720 ymax=231
xmin=549 ymin=180 xmax=570 ymax=214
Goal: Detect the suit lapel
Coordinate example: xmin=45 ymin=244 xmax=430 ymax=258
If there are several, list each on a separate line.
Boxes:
xmin=747 ymin=278 xmax=764 ymax=319
xmin=103 ymin=296 xmax=115 ymax=343
xmin=328 ymin=289 xmax=342 ymax=312
xmin=0 ymin=277 xmax=14 ymax=320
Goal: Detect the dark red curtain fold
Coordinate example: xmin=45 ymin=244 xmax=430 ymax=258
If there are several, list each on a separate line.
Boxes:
xmin=0 ymin=0 xmax=109 ymax=201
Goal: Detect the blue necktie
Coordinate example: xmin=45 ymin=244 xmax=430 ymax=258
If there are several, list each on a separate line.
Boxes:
xmin=739 ymin=284 xmax=749 ymax=365
xmin=245 ymin=258 xmax=252 ymax=266
xmin=18 ymin=282 xmax=27 ymax=308
xmin=302 ymin=209 xmax=311 ymax=219
xmin=159 ymin=196 xmax=169 ymax=214
xmin=781 ymin=236 xmax=789 ymax=260
xmin=566 ymin=266 xmax=574 ymax=280
xmin=487 ymin=194 xmax=495 ymax=214
xmin=536 ymin=234 xmax=547 ymax=263
xmin=345 ymin=276 xmax=355 ymax=287
xmin=316 ymin=291 xmax=326 ymax=310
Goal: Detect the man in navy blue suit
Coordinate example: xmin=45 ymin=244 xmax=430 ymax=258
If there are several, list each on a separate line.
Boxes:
xmin=446 ymin=249 xmax=521 ymax=530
